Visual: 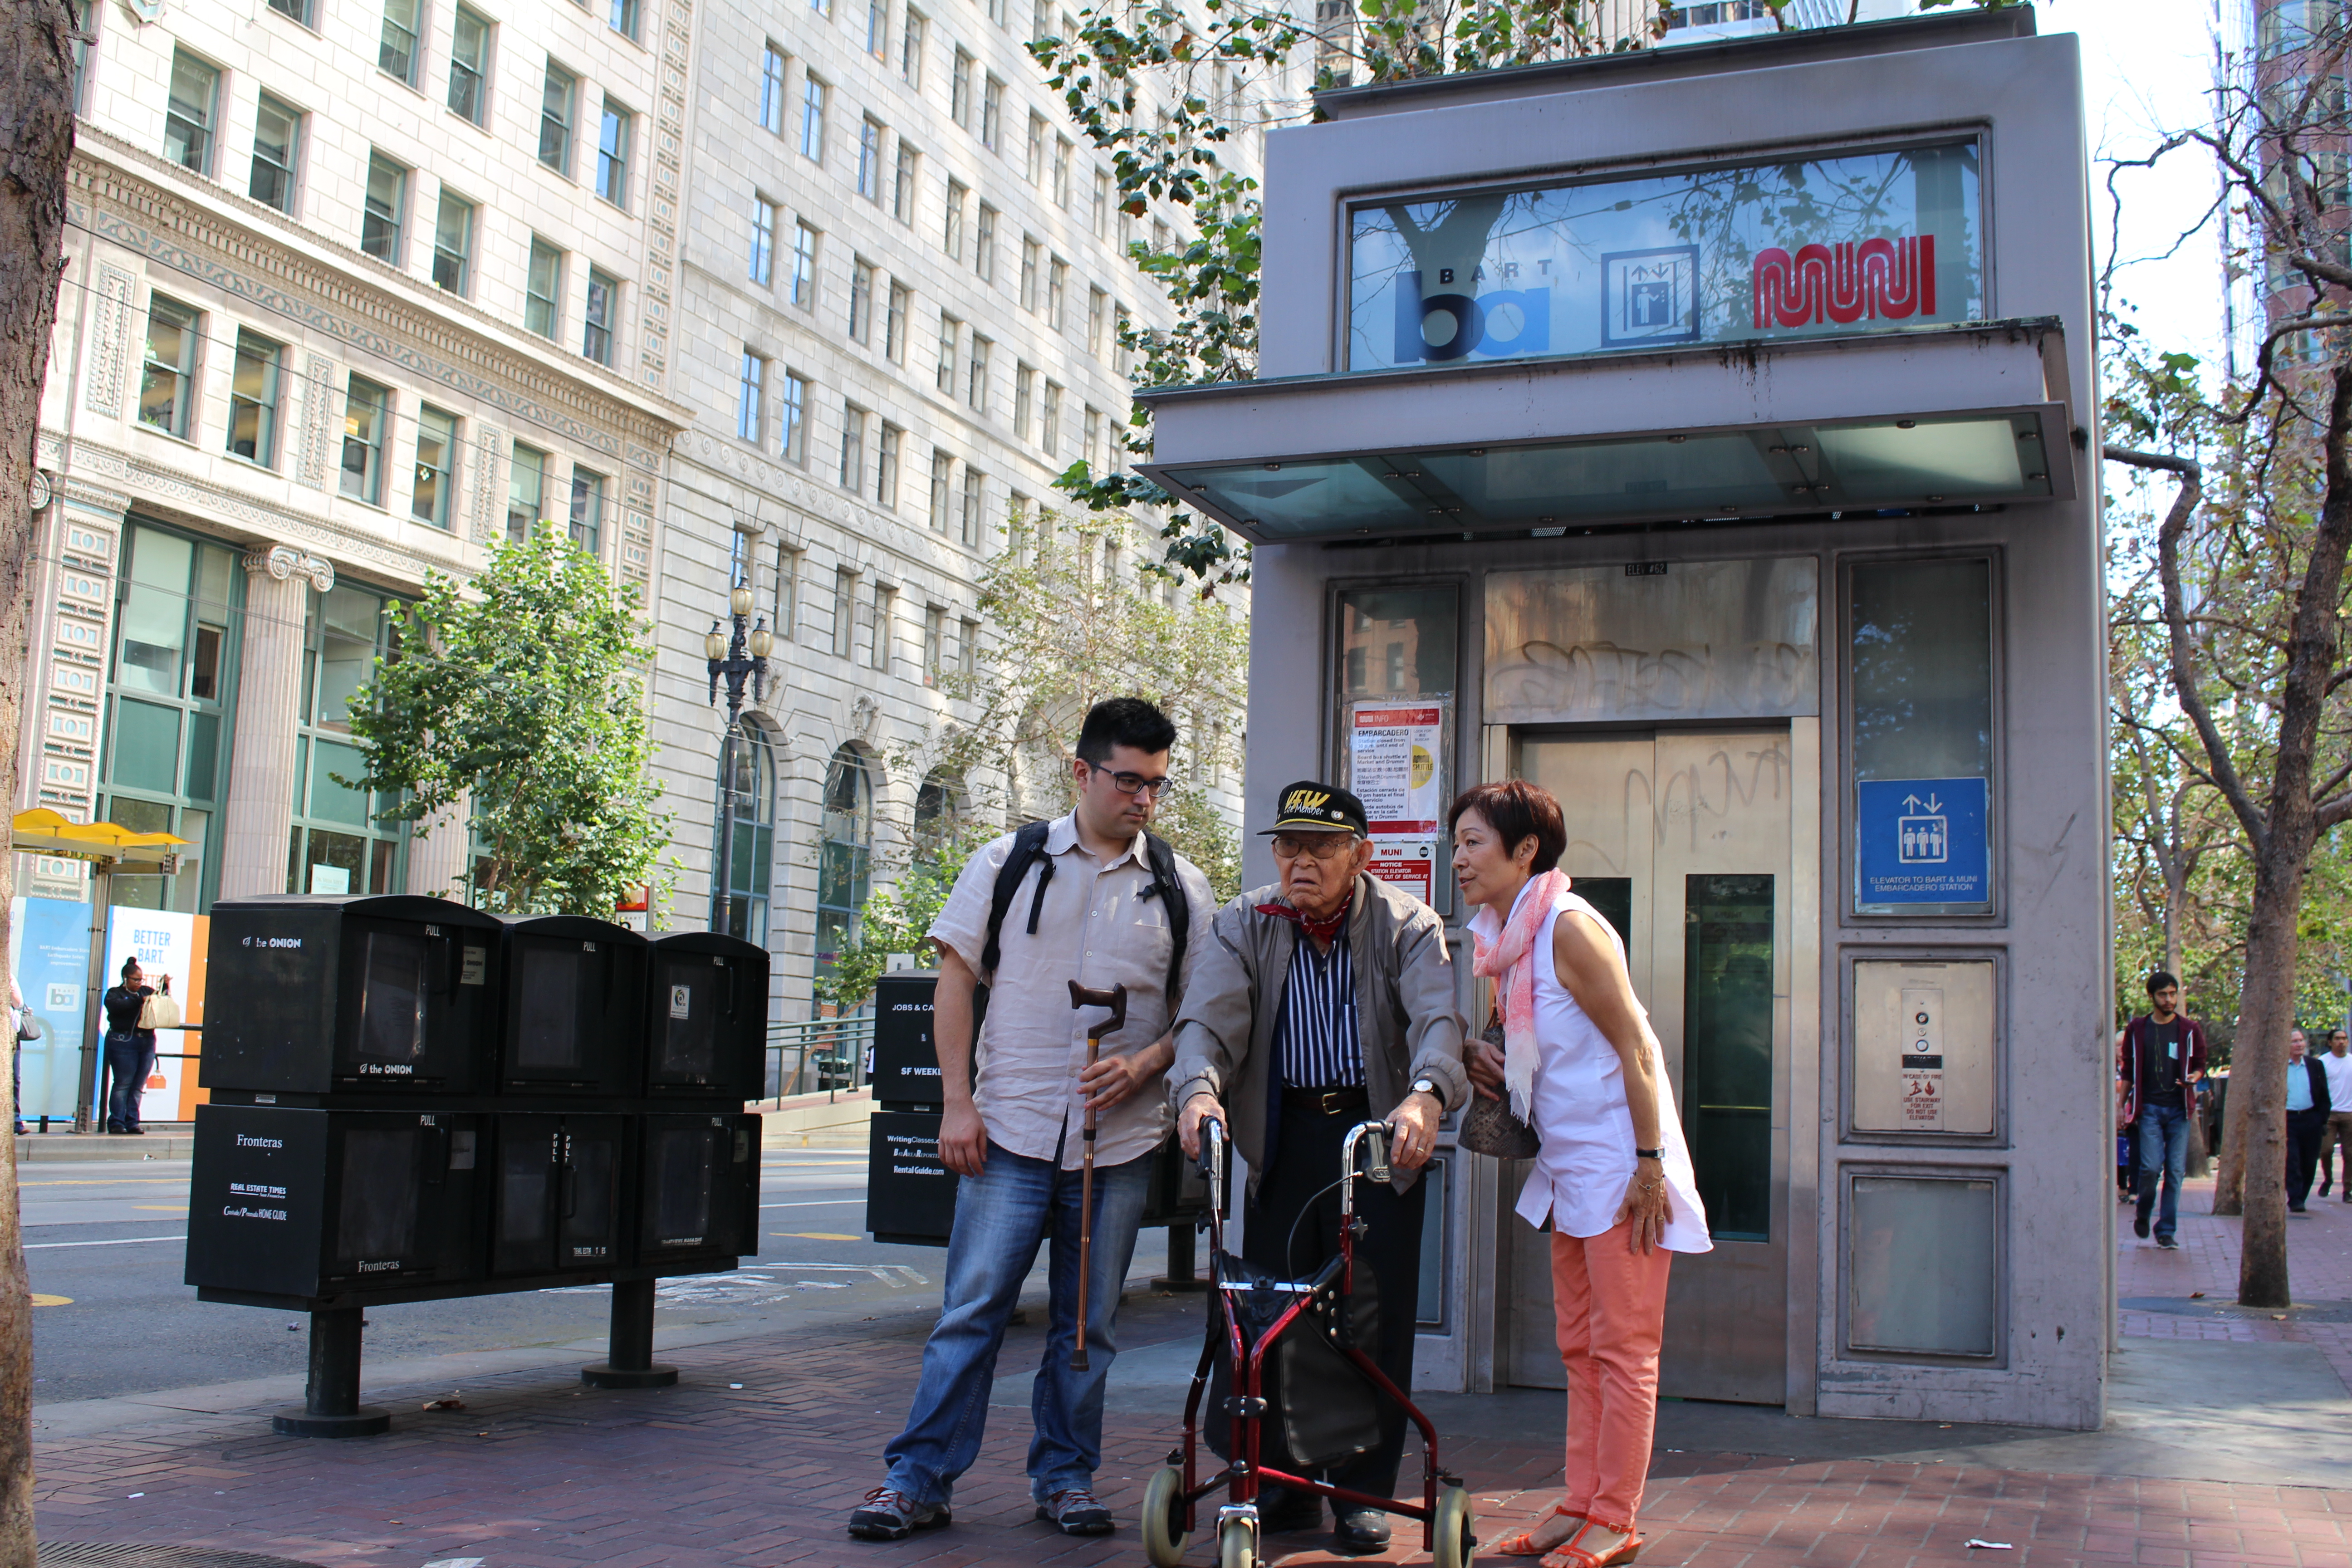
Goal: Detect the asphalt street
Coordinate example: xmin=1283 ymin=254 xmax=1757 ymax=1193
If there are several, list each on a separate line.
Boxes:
xmin=18 ymin=1147 xmax=968 ymax=1406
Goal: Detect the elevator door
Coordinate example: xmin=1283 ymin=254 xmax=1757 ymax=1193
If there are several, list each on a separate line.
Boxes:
xmin=1503 ymin=728 xmax=1793 ymax=1404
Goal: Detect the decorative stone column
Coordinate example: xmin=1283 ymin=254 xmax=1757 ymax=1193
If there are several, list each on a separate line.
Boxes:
xmin=405 ymin=793 xmax=472 ymax=898
xmin=217 ymin=546 xmax=333 ymax=899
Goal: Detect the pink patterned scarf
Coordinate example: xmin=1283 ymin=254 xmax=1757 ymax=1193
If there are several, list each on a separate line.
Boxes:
xmin=1470 ymin=869 xmax=1571 ymax=1122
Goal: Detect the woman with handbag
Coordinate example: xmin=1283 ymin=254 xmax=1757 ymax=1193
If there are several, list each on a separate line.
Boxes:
xmin=1451 ymin=779 xmax=1710 ymax=1568
xmin=100 ymin=958 xmax=170 ymax=1135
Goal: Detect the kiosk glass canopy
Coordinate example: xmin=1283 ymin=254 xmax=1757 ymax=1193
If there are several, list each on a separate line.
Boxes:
xmin=1161 ymin=408 xmax=2058 ymax=540
xmin=1351 ymin=140 xmax=1982 ymax=370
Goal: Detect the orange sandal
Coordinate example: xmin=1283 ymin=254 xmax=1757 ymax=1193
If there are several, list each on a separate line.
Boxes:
xmin=1541 ymin=1523 xmax=1646 ymax=1568
xmin=1495 ymin=1505 xmax=1587 ymax=1557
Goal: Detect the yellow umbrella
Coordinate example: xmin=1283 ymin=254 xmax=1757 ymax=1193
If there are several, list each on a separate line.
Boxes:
xmin=10 ymin=808 xmax=188 ymax=867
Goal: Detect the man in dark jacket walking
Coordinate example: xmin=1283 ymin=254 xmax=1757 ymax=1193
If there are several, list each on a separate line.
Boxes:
xmin=2284 ymin=1029 xmax=2332 ymax=1214
xmin=2117 ymin=970 xmax=2208 ymax=1249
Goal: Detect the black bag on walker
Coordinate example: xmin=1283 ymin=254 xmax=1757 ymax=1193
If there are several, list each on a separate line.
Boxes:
xmin=1204 ymin=1251 xmax=1385 ymax=1472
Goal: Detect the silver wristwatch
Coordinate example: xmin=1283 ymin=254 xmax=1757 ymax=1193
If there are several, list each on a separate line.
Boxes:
xmin=1411 ymin=1075 xmax=1441 ymax=1108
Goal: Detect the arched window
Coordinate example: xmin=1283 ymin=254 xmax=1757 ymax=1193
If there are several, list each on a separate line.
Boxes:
xmin=716 ymin=719 xmax=779 ymax=942
xmin=913 ymin=769 xmax=963 ymax=866
xmin=817 ymin=744 xmax=876 ymax=977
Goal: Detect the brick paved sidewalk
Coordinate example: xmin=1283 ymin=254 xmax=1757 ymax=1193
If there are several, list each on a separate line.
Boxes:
xmin=31 ymin=1299 xmax=2352 ymax=1568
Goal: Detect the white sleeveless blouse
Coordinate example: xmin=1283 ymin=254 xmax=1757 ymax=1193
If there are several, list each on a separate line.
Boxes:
xmin=1479 ymin=880 xmax=1712 ymax=1253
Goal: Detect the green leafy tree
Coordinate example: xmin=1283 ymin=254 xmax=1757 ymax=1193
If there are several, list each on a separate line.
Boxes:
xmin=345 ymin=527 xmax=673 ymax=917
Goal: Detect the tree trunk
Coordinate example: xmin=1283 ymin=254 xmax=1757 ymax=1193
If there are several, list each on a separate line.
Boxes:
xmin=0 ymin=4 xmax=77 ymax=1560
xmin=2230 ymin=851 xmax=2303 ymax=1305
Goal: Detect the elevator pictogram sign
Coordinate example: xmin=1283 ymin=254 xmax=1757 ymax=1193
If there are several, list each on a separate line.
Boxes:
xmin=1857 ymin=777 xmax=1988 ymax=906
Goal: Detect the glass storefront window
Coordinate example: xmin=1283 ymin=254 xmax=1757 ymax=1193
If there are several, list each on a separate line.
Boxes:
xmin=1349 ymin=140 xmax=1982 ymax=372
xmin=718 ymin=721 xmax=778 ymax=944
xmin=289 ymin=581 xmax=405 ymax=894
xmin=817 ymin=744 xmax=876 ymax=980
xmin=1846 ymin=557 xmax=1995 ymax=915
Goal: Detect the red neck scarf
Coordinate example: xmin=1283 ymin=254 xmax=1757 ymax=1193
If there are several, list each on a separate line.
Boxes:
xmin=1257 ymin=890 xmax=1352 ymax=946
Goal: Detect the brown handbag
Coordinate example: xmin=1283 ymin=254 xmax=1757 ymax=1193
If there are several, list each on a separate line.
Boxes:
xmin=1460 ymin=1011 xmax=1541 ymax=1159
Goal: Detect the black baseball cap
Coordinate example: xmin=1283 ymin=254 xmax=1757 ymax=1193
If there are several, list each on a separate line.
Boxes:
xmin=1260 ymin=780 xmax=1368 ymax=836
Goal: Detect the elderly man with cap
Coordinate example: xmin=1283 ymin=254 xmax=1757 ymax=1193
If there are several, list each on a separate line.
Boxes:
xmin=1172 ymin=780 xmax=1469 ymax=1555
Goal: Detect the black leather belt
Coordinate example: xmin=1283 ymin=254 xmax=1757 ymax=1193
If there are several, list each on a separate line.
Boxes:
xmin=1282 ymin=1085 xmax=1369 ymax=1115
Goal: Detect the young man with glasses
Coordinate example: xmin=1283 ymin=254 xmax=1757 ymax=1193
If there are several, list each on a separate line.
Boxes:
xmin=850 ymin=697 xmax=1215 ymax=1543
xmin=1172 ymin=780 xmax=1468 ymax=1555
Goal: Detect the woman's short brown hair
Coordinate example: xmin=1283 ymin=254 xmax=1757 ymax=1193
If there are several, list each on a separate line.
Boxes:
xmin=1447 ymin=779 xmax=1567 ymax=874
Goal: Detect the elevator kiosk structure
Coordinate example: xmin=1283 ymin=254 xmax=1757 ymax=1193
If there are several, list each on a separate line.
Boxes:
xmin=1138 ymin=9 xmax=2108 ymax=1428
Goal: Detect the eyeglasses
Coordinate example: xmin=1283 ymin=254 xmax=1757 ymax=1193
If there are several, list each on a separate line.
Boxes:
xmin=1092 ymin=767 xmax=1175 ymax=799
xmin=1270 ymin=832 xmax=1357 ymax=861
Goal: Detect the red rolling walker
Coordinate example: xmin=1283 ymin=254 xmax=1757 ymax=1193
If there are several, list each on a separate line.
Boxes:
xmin=1139 ymin=1117 xmax=1475 ymax=1568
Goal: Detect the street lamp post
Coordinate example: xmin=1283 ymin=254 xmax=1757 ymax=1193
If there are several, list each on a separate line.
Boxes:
xmin=705 ymin=579 xmax=772 ymax=937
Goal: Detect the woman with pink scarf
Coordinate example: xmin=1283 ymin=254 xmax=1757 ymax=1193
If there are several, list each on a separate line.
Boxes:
xmin=1452 ymin=779 xmax=1710 ymax=1568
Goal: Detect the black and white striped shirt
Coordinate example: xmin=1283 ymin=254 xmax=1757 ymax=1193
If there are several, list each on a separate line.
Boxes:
xmin=1277 ymin=925 xmax=1363 ymax=1088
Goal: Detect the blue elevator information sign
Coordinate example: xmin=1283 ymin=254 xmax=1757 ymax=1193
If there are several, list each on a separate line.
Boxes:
xmin=1857 ymin=778 xmax=1989 ymax=905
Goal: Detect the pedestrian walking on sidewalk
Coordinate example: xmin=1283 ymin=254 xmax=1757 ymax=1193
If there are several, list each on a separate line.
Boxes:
xmin=1455 ymin=780 xmax=1710 ymax=1568
xmin=847 ymin=698 xmax=1215 ymax=1544
xmin=2315 ymin=1029 xmax=2352 ymax=1200
xmin=1171 ymin=778 xmax=1469 ymax=1557
xmin=2285 ymin=1029 xmax=2332 ymax=1214
xmin=2118 ymin=971 xmax=2207 ymax=1250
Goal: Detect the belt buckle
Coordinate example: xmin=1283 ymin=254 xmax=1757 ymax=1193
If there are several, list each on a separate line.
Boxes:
xmin=1320 ymin=1090 xmax=1346 ymax=1115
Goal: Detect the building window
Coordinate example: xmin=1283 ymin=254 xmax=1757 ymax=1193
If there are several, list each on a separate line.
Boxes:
xmin=507 ymin=443 xmax=546 ymax=541
xmin=886 ymin=281 xmax=910 ymax=362
xmin=800 ymin=76 xmax=827 ymax=162
xmin=164 ymin=49 xmax=220 ymax=173
xmin=1093 ymin=167 xmax=1110 ymax=238
xmin=449 ymin=5 xmax=491 ymax=123
xmin=935 ymin=313 xmax=959 ymax=392
xmin=791 ymin=221 xmax=819 ymax=309
xmin=780 ymin=371 xmax=808 ymax=463
xmin=716 ymin=720 xmax=779 ymax=942
xmin=1014 ymin=363 xmax=1034 ymax=439
xmin=1048 ymin=256 xmax=1068 ymax=329
xmin=138 ymin=297 xmax=200 ymax=439
xmin=1020 ymin=237 xmax=1040 ymax=311
xmin=1088 ymin=286 xmax=1107 ymax=357
xmin=341 ymin=376 xmax=390 ymax=504
xmin=958 ymin=615 xmax=980 ymax=676
xmin=738 ymin=351 xmax=765 ymax=441
xmin=1115 ymin=305 xmax=1132 ymax=375
xmin=893 ymin=141 xmax=919 ymax=223
xmin=525 ymin=237 xmax=564 ymax=338
xmin=751 ymin=197 xmax=778 ymax=284
xmin=929 ymin=451 xmax=952 ymax=533
xmin=871 ymin=583 xmax=896 ymax=672
xmin=848 ymin=259 xmax=874 ymax=342
xmin=967 ymin=334 xmax=990 ymax=412
xmin=923 ymin=604 xmax=946 ymax=686
xmin=1025 ymin=111 xmax=1046 ymax=185
xmin=1053 ymin=136 xmax=1072 ymax=208
xmin=289 ymin=582 xmax=405 ymax=898
xmin=951 ymin=49 xmax=973 ymax=127
xmin=583 ymin=268 xmax=618 ymax=364
xmin=597 ymin=99 xmax=632 ymax=206
xmin=413 ymin=406 xmax=458 ymax=528
xmin=986 ymin=0 xmax=1005 ymax=25
xmin=839 ymin=403 xmax=867 ymax=490
xmin=960 ymin=466 xmax=983 ymax=546
xmin=362 ymin=151 xmax=408 ymax=262
xmin=379 ymin=0 xmax=422 ymax=85
xmin=249 ymin=93 xmax=303 ymax=212
xmin=858 ymin=118 xmax=884 ymax=200
xmin=1082 ymin=404 xmax=1103 ymax=475
xmin=902 ymin=9 xmax=926 ymax=86
xmin=759 ymin=42 xmax=787 ymax=131
xmin=833 ymin=567 xmax=857 ymax=657
xmin=539 ymin=61 xmax=576 ymax=173
xmin=99 ymin=524 xmax=243 ymax=914
xmin=775 ymin=543 xmax=802 ymax=639
xmin=943 ymin=178 xmax=967 ymax=258
xmin=268 ymin=0 xmax=314 ymax=23
xmin=569 ymin=467 xmax=606 ymax=554
xmin=980 ymin=75 xmax=1002 ymax=150
xmin=816 ymin=745 xmax=875 ymax=977
xmin=975 ymin=202 xmax=996 ymax=281
xmin=878 ymin=422 xmax=903 ymax=507
xmin=812 ymin=0 xmax=830 ymax=18
xmin=610 ymin=0 xmax=640 ymax=39
xmin=226 ymin=330 xmax=284 ymax=467
xmin=1040 ymin=379 xmax=1061 ymax=455
xmin=867 ymin=0 xmax=888 ymax=55
xmin=432 ymin=189 xmax=475 ymax=294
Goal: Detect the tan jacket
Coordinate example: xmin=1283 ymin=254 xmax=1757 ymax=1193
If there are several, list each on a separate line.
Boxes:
xmin=1171 ymin=872 xmax=1469 ymax=1196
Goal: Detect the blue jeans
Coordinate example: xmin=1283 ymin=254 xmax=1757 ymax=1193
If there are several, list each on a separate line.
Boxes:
xmin=2137 ymin=1102 xmax=2191 ymax=1238
xmin=103 ymin=1033 xmax=155 ymax=1131
xmin=882 ymin=1139 xmax=1154 ymax=1507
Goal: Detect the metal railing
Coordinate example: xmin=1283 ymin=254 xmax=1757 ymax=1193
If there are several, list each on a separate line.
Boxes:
xmin=764 ymin=1014 xmax=874 ymax=1105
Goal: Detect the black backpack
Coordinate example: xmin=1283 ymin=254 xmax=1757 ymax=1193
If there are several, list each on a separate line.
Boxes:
xmin=978 ymin=818 xmax=1191 ymax=999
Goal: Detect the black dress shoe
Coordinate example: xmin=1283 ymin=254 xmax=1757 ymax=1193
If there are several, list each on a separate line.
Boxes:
xmin=1333 ymin=1509 xmax=1392 ymax=1554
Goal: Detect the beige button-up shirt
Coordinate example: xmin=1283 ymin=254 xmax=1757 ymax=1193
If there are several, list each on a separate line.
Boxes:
xmin=929 ymin=812 xmax=1216 ymax=1171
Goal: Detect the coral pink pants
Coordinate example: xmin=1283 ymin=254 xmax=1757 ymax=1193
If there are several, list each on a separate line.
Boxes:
xmin=1550 ymin=1222 xmax=1673 ymax=1533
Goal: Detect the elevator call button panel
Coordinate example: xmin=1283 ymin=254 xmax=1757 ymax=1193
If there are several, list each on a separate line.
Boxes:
xmin=1852 ymin=960 xmax=1996 ymax=1135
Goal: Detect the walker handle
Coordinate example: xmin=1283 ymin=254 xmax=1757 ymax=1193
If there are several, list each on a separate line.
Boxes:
xmin=1197 ymin=1116 xmax=1226 ymax=1218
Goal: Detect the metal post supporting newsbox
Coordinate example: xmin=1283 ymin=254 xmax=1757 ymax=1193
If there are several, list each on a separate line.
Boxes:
xmin=1152 ymin=1223 xmax=1206 ymax=1292
xmin=272 ymin=1308 xmax=391 ymax=1438
xmin=581 ymin=1277 xmax=677 ymax=1388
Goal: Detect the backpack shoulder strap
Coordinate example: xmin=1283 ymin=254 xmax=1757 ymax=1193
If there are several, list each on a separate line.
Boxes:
xmin=1142 ymin=831 xmax=1191 ymax=993
xmin=980 ymin=819 xmax=1056 ymax=976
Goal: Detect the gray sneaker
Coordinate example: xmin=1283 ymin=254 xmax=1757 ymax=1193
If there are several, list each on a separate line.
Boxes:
xmin=848 ymin=1485 xmax=951 ymax=1540
xmin=1037 ymin=1486 xmax=1115 ymax=1536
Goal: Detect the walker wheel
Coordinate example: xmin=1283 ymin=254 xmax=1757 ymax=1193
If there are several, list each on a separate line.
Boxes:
xmin=1219 ymin=1515 xmax=1257 ymax=1568
xmin=1141 ymin=1466 xmax=1189 ymax=1568
xmin=1433 ymin=1483 xmax=1476 ymax=1568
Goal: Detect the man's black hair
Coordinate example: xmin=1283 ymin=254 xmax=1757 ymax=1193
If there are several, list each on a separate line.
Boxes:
xmin=1075 ymin=696 xmax=1176 ymax=765
xmin=2146 ymin=970 xmax=2180 ymax=997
